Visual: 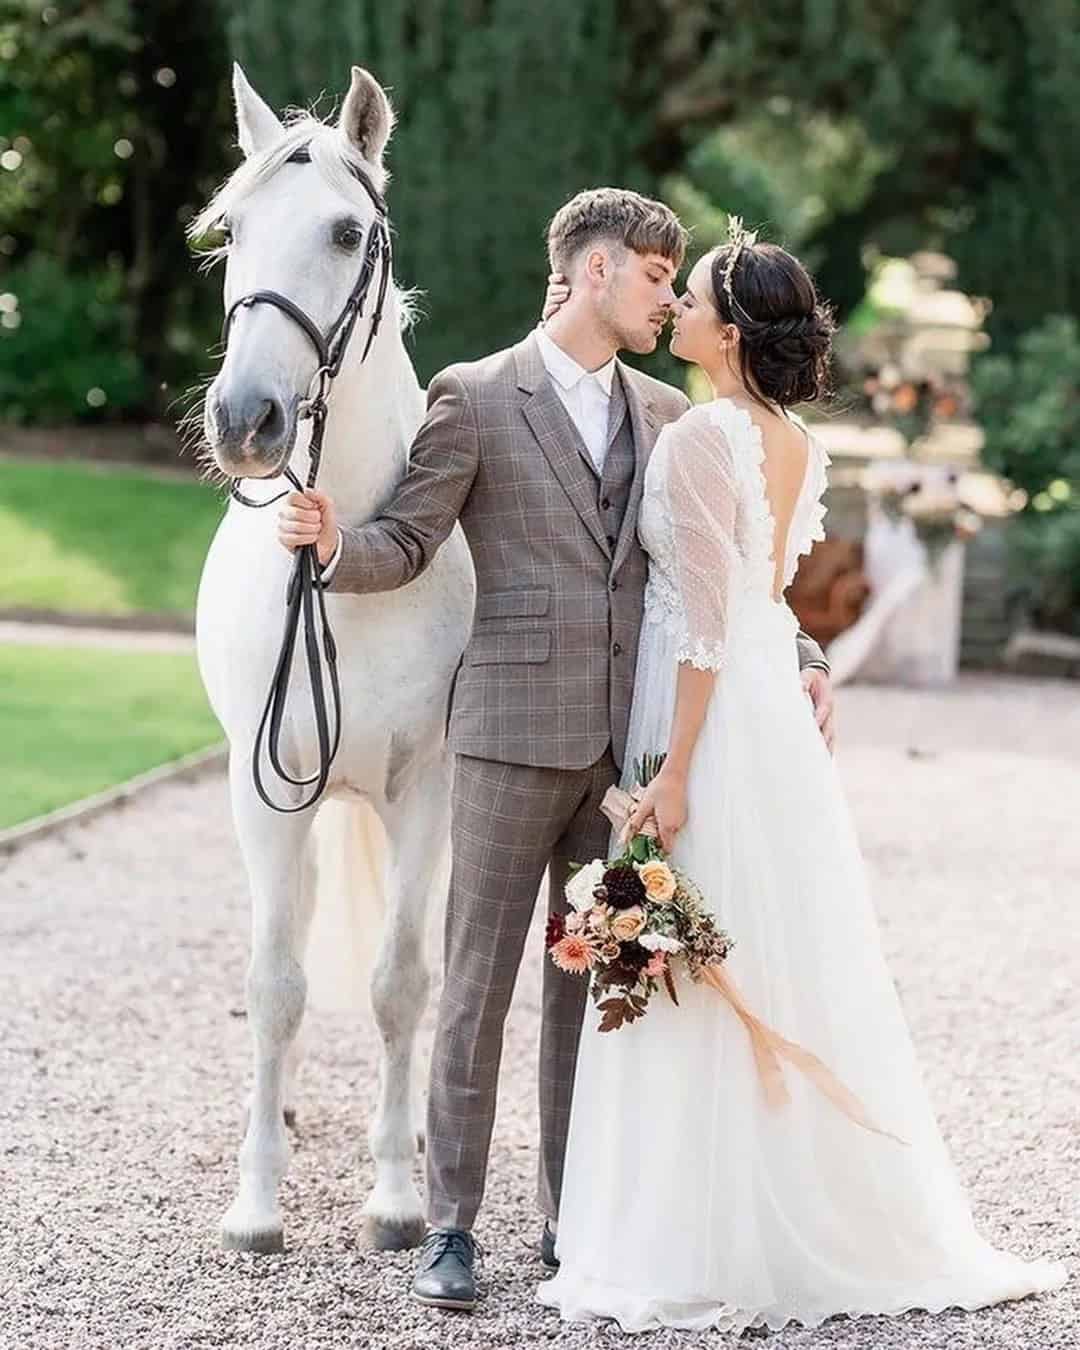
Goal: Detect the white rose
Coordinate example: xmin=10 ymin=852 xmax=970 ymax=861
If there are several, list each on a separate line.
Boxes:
xmin=639 ymin=931 xmax=683 ymax=954
xmin=565 ymin=859 xmax=606 ymax=913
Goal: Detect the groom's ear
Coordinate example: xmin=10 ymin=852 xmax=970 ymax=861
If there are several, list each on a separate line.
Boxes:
xmin=582 ymin=246 xmax=613 ymax=286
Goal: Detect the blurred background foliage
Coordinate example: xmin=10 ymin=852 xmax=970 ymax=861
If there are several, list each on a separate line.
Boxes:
xmin=1 ymin=0 xmax=1078 ymax=617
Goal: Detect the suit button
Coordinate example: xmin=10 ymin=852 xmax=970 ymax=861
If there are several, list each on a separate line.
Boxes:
xmin=612 ymin=641 xmax=623 ymax=656
xmin=609 ymin=578 xmax=619 ymax=592
xmin=601 ymin=497 xmax=612 ymax=510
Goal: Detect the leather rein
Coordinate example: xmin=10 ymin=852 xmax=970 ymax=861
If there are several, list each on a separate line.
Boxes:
xmin=219 ymin=146 xmax=392 ymax=813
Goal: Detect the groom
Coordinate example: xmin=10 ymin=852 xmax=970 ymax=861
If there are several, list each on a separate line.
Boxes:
xmin=278 ymin=188 xmax=834 ymax=1310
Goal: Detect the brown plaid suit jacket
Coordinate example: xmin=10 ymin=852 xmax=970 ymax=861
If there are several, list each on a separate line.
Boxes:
xmin=328 ymin=330 xmax=827 ymax=769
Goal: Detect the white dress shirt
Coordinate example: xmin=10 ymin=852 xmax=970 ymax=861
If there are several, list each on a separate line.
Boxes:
xmin=321 ymin=327 xmax=617 ymax=583
xmin=534 ymin=324 xmax=617 ymax=476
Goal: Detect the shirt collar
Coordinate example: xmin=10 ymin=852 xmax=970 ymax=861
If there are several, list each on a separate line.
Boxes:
xmin=535 ymin=325 xmax=616 ymax=397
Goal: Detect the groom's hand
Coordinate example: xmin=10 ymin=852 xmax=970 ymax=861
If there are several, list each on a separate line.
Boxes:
xmin=277 ymin=489 xmax=339 ymax=567
xmin=802 ymin=668 xmax=836 ymax=754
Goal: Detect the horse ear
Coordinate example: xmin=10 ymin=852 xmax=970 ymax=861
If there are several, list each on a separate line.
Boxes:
xmin=337 ymin=66 xmax=395 ymax=167
xmin=232 ymin=63 xmax=283 ymax=158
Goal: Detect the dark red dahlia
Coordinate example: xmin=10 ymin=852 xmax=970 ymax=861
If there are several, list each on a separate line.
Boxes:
xmin=602 ymin=865 xmax=647 ymax=911
xmin=545 ymin=913 xmax=566 ymax=949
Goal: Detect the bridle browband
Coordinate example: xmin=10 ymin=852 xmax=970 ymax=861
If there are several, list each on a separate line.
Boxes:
xmin=218 ymin=145 xmax=393 ymax=814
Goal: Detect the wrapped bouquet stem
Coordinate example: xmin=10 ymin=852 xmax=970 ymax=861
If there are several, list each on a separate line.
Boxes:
xmin=546 ymin=753 xmax=907 ymax=1146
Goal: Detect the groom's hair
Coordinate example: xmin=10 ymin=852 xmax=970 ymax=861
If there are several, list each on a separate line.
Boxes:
xmin=547 ymin=188 xmax=687 ymax=274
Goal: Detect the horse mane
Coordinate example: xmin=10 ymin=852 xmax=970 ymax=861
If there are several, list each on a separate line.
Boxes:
xmin=189 ymin=111 xmax=421 ymax=328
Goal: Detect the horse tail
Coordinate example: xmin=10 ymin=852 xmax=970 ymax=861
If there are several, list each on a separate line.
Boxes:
xmin=303 ymin=798 xmax=388 ymax=1014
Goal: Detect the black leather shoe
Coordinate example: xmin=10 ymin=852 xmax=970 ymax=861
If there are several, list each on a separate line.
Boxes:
xmin=411 ymin=1227 xmax=479 ymax=1311
xmin=540 ymin=1220 xmax=559 ymax=1271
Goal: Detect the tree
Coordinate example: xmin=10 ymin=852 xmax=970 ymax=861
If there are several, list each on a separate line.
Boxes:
xmin=0 ymin=0 xmax=232 ymax=420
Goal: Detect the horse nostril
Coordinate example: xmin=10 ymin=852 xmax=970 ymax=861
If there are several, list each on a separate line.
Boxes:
xmin=208 ymin=393 xmax=230 ymax=440
xmin=254 ymin=399 xmax=285 ymax=444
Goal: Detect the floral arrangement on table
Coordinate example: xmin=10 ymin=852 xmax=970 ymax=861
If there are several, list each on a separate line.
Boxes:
xmin=546 ymin=753 xmax=734 ymax=1032
xmin=858 ymin=368 xmax=968 ymax=448
xmin=866 ymin=460 xmax=983 ymax=564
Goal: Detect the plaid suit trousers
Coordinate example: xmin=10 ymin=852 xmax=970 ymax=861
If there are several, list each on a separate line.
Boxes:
xmin=424 ymin=747 xmax=618 ymax=1231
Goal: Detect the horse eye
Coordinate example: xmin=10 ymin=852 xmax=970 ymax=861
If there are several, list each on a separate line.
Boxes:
xmin=336 ymin=225 xmax=363 ymax=251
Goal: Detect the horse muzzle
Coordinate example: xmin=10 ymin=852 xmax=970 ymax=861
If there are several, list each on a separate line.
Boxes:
xmin=205 ymin=384 xmax=298 ymax=478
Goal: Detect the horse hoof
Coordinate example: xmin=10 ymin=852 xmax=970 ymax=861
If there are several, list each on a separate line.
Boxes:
xmin=220 ymin=1203 xmax=285 ymax=1254
xmin=220 ymin=1223 xmax=285 ymax=1254
xmin=365 ymin=1213 xmax=426 ymax=1252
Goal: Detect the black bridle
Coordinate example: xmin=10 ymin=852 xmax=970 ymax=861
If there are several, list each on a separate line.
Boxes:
xmin=219 ymin=147 xmax=393 ymax=813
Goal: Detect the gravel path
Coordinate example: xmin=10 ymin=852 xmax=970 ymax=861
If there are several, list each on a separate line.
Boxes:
xmin=3 ymin=674 xmax=1076 ymax=1349
xmin=0 ymin=621 xmax=194 ymax=652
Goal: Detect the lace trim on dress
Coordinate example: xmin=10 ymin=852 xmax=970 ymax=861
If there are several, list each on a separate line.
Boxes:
xmin=784 ymin=413 xmax=832 ymax=588
xmin=674 ymin=634 xmax=727 ymax=672
xmin=705 ymin=400 xmax=831 ymax=594
xmin=704 ymin=400 xmax=775 ymax=596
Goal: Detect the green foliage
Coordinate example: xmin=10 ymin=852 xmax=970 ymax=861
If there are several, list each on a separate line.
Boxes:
xmin=652 ymin=2 xmax=1080 ymax=340
xmin=0 ymin=458 xmax=225 ymax=615
xmin=1007 ymin=505 xmax=1080 ymax=634
xmin=973 ymin=316 xmax=1080 ymax=498
xmin=0 ymin=0 xmax=233 ymax=423
xmin=972 ymin=315 xmax=1080 ymax=629
xmin=0 ymin=256 xmax=145 ymax=421
xmin=0 ymin=642 xmax=221 ymax=827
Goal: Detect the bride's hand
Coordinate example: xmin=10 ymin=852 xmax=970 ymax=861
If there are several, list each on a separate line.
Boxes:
xmin=541 ymin=272 xmax=571 ymax=321
xmin=624 ymin=768 xmax=688 ymax=854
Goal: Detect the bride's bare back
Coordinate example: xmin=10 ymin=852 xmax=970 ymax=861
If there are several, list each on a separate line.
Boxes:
xmin=738 ymin=399 xmax=811 ymax=601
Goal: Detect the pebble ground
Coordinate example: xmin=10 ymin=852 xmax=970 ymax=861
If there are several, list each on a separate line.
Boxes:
xmin=2 ymin=673 xmax=1076 ymax=1349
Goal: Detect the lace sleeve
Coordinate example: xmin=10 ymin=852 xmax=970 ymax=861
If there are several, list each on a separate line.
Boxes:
xmin=664 ymin=406 xmax=741 ymax=672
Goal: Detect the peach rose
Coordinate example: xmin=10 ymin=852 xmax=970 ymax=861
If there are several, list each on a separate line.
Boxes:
xmin=609 ymin=906 xmax=646 ymax=942
xmin=635 ymin=859 xmax=677 ymax=903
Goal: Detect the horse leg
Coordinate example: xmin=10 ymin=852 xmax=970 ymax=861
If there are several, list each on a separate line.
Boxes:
xmin=363 ymin=757 xmax=449 ymax=1251
xmin=282 ymin=839 xmax=317 ymax=1129
xmin=220 ymin=764 xmax=317 ymax=1253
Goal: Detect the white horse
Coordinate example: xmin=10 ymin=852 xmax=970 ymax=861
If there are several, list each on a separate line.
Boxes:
xmin=191 ymin=64 xmax=474 ymax=1254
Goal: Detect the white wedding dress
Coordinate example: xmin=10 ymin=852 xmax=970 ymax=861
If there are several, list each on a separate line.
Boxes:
xmin=537 ymin=399 xmax=1066 ymax=1334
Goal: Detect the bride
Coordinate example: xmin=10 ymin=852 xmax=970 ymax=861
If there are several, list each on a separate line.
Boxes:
xmin=536 ymin=225 xmax=1067 ymax=1334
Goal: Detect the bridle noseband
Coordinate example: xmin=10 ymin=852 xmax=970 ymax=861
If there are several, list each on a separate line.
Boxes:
xmin=218 ymin=146 xmax=393 ymax=814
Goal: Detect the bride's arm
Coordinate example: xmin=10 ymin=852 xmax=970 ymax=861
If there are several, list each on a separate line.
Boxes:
xmin=627 ymin=665 xmax=714 ymax=851
xmin=626 ymin=410 xmax=739 ymax=851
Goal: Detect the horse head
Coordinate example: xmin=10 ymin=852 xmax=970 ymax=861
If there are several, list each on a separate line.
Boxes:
xmin=194 ymin=65 xmax=395 ymax=480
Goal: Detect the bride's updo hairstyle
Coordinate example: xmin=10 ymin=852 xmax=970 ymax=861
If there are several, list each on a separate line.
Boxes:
xmin=708 ymin=234 xmax=835 ymax=408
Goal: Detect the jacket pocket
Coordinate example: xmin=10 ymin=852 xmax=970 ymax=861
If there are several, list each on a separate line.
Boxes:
xmin=466 ymin=631 xmax=551 ymax=666
xmin=475 ymin=586 xmax=550 ymax=622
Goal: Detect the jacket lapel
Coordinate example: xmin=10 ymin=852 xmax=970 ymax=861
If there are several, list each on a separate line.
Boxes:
xmin=516 ymin=334 xmax=610 ymax=558
xmin=612 ymin=363 xmax=662 ymax=574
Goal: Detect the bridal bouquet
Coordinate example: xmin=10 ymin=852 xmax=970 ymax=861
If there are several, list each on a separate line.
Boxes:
xmin=546 ymin=753 xmax=734 ymax=1032
xmin=547 ymin=754 xmax=909 ymax=1144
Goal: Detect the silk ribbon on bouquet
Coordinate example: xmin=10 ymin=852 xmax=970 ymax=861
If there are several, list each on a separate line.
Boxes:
xmin=601 ymin=785 xmax=908 ymax=1146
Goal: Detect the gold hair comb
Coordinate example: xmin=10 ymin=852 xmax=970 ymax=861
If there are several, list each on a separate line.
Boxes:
xmin=722 ymin=215 xmax=758 ymax=314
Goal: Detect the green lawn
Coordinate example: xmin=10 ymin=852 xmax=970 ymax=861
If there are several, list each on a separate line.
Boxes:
xmin=0 ymin=459 xmax=225 ymax=617
xmin=0 ymin=643 xmax=223 ymax=829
